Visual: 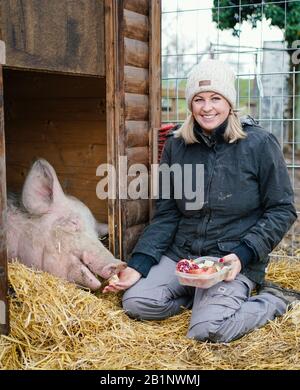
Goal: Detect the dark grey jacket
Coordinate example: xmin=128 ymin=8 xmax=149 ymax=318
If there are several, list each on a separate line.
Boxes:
xmin=129 ymin=118 xmax=297 ymax=284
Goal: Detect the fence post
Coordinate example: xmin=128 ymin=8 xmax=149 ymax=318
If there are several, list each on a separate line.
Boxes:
xmin=0 ymin=50 xmax=9 ymax=335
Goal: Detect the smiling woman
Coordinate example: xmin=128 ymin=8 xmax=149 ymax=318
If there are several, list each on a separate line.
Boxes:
xmin=107 ymin=58 xmax=300 ymax=345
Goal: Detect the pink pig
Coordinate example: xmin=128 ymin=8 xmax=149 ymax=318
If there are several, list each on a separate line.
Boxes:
xmin=7 ymin=159 xmax=126 ymax=291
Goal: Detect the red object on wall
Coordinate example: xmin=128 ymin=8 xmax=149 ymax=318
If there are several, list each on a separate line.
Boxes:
xmin=158 ymin=123 xmax=176 ymax=162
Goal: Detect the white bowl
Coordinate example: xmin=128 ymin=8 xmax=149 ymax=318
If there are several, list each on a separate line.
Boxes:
xmin=175 ymin=256 xmax=233 ymax=289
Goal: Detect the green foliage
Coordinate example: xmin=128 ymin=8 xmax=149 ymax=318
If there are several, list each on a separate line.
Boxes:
xmin=212 ymin=0 xmax=300 ymax=47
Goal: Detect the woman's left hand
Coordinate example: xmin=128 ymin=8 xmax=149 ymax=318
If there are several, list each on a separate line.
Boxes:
xmin=220 ymin=253 xmax=242 ymax=281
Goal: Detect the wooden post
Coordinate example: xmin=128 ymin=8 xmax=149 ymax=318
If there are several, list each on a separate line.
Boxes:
xmin=105 ymin=0 xmax=124 ymax=259
xmin=105 ymin=0 xmax=161 ymax=259
xmin=149 ymin=0 xmax=161 ymax=219
xmin=0 ymin=61 xmax=9 ymax=335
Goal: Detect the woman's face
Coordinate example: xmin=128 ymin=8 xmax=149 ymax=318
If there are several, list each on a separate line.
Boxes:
xmin=191 ymin=92 xmax=231 ymax=132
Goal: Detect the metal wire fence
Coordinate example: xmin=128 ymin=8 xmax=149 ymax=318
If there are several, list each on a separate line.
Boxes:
xmin=161 ymin=0 xmax=300 ymax=258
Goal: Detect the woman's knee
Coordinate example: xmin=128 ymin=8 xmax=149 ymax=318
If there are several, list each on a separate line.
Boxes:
xmin=122 ymin=296 xmax=144 ymax=319
xmin=187 ymin=320 xmax=233 ymax=343
xmin=122 ymin=296 xmax=174 ymax=320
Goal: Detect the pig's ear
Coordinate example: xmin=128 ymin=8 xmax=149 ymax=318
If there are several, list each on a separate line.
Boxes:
xmin=22 ymin=159 xmax=65 ymax=214
xmin=95 ymin=222 xmax=109 ymax=237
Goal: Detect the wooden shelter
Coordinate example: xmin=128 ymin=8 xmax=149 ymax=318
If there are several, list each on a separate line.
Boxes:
xmin=0 ymin=0 xmax=161 ymax=335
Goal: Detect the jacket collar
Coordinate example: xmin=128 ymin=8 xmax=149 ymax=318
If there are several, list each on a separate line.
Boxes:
xmin=193 ymin=118 xmax=228 ymax=147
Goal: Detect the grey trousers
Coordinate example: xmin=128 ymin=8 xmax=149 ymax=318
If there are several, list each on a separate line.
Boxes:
xmin=122 ymin=255 xmax=287 ymax=343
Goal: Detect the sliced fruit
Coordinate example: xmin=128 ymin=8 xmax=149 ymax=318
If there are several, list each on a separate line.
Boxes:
xmin=189 ymin=265 xmax=218 ymax=275
xmin=189 ymin=268 xmax=207 ymax=274
xmin=176 ymin=259 xmax=199 ymax=273
xmin=203 ymin=260 xmax=214 ymax=267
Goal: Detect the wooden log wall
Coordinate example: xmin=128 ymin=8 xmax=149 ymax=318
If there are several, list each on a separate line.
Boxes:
xmin=105 ymin=0 xmax=161 ymax=259
xmin=4 ymin=69 xmax=108 ymax=223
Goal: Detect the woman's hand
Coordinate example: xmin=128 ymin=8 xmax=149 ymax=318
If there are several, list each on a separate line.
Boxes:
xmin=220 ymin=253 xmax=242 ymax=281
xmin=102 ymin=266 xmax=142 ymax=293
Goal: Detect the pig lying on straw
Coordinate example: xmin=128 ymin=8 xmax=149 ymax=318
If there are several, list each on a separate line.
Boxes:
xmin=7 ymin=159 xmax=126 ymax=291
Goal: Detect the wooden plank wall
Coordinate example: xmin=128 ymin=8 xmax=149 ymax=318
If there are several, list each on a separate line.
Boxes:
xmin=4 ymin=69 xmax=108 ymax=223
xmin=107 ymin=0 xmax=161 ymax=258
xmin=0 ymin=0 xmax=105 ymax=76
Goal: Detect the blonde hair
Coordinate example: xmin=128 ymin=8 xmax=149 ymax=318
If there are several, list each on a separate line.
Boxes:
xmin=174 ymin=110 xmax=247 ymax=144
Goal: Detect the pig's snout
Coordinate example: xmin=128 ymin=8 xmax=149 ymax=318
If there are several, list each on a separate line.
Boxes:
xmin=81 ymin=251 xmax=127 ymax=279
xmin=101 ymin=261 xmax=127 ymax=279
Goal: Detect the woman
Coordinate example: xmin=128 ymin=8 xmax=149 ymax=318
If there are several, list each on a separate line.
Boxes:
xmin=103 ymin=59 xmax=299 ymax=343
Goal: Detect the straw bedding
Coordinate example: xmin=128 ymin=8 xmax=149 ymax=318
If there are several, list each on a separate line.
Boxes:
xmin=0 ymin=258 xmax=299 ymax=370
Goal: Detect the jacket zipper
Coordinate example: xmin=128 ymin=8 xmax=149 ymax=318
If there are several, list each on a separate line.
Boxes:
xmin=196 ymin=147 xmax=217 ymax=250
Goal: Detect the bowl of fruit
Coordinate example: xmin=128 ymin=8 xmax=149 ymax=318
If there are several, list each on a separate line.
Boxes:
xmin=175 ymin=256 xmax=233 ymax=289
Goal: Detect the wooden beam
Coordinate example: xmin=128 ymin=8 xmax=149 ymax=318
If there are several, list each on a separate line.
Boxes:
xmin=124 ymin=37 xmax=149 ymax=68
xmin=5 ymin=120 xmax=107 ymax=145
xmin=125 ymin=93 xmax=149 ymax=120
xmin=125 ymin=199 xmax=149 ymax=227
xmin=124 ymin=9 xmax=149 ymax=42
xmin=124 ymin=0 xmax=149 ymax=15
xmin=0 ymin=65 xmax=9 ymax=335
xmin=124 ymin=65 xmax=149 ymax=94
xmin=105 ymin=0 xmax=121 ymax=257
xmin=125 ymin=120 xmax=149 ymax=147
xmin=127 ymin=146 xmax=149 ymax=167
xmin=116 ymin=0 xmax=127 ymax=261
xmin=149 ymin=0 xmax=161 ymax=219
xmin=7 ymin=98 xmax=106 ymax=122
xmin=6 ymin=142 xmax=107 ymax=168
xmin=3 ymin=69 xmax=106 ymax=99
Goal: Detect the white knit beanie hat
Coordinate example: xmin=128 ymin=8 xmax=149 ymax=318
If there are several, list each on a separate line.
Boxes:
xmin=185 ymin=59 xmax=237 ymax=110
